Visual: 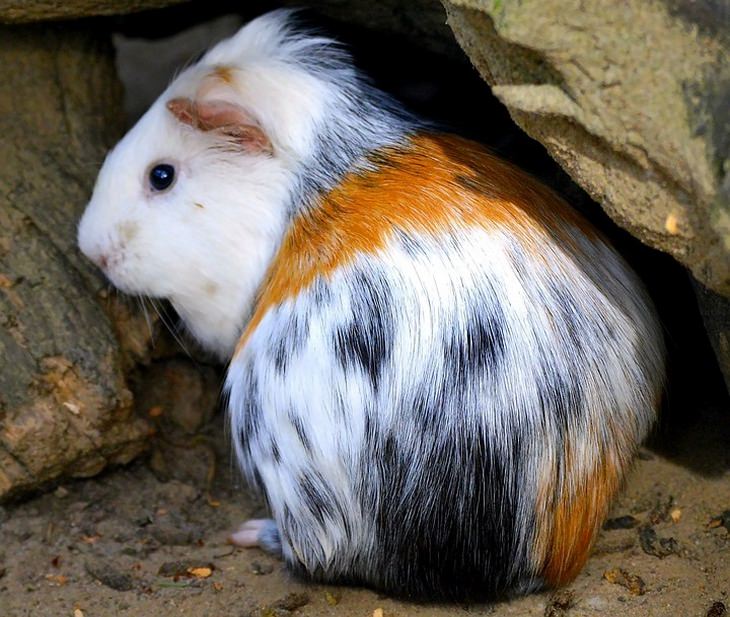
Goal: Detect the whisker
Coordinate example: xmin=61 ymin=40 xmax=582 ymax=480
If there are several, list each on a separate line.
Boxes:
xmin=137 ymin=295 xmax=155 ymax=344
xmin=149 ymin=298 xmax=194 ymax=359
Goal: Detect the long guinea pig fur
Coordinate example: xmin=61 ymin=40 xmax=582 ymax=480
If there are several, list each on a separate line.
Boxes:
xmin=78 ymin=10 xmax=665 ymax=601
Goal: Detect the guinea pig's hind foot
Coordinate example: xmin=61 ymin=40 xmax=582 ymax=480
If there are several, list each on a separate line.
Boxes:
xmin=230 ymin=518 xmax=282 ymax=555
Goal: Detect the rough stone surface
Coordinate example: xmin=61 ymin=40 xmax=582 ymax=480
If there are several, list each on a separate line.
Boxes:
xmin=0 ymin=0 xmax=188 ymax=23
xmin=443 ymin=0 xmax=729 ymax=297
xmin=114 ymin=14 xmax=245 ymax=122
xmin=692 ymin=282 xmax=730 ymax=392
xmin=135 ymin=359 xmax=220 ymax=434
xmin=0 ymin=23 xmax=151 ymax=501
xmin=293 ymin=0 xmax=456 ymax=58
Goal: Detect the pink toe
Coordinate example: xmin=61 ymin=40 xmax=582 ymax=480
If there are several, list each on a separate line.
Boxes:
xmin=230 ymin=528 xmax=260 ymax=547
xmin=229 ymin=518 xmax=270 ymax=547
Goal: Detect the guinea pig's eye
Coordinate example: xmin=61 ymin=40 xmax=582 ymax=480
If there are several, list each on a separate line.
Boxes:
xmin=148 ymin=163 xmax=176 ymax=192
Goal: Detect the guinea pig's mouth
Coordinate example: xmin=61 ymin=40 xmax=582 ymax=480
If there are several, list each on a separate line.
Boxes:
xmin=79 ymin=244 xmax=140 ymax=296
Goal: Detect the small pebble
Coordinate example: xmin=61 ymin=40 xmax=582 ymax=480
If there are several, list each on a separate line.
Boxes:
xmin=707 ymin=601 xmax=727 ymax=617
xmin=664 ymin=213 xmax=679 ymax=234
xmin=708 ymin=510 xmax=730 ymax=533
xmin=85 ymin=559 xmax=134 ymax=591
xmin=603 ymin=515 xmax=640 ymax=530
xmin=250 ymin=561 xmax=274 ymax=575
xmin=150 ymin=521 xmax=202 ymax=546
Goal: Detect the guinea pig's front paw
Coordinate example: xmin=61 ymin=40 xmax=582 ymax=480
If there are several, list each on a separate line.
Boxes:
xmin=230 ymin=518 xmax=282 ymax=555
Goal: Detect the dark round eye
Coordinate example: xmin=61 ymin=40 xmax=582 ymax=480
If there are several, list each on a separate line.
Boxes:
xmin=149 ymin=163 xmax=175 ymax=192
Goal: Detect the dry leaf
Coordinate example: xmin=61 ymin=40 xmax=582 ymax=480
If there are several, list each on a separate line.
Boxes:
xmin=188 ymin=566 xmax=212 ymax=578
xmin=603 ymin=568 xmax=646 ymax=595
xmin=708 ymin=511 xmax=730 ymax=532
xmin=324 ymin=591 xmax=340 ymax=606
xmin=45 ymin=574 xmax=68 ymax=586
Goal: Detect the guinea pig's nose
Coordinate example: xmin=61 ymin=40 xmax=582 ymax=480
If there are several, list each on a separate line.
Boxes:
xmin=83 ymin=248 xmax=110 ymax=271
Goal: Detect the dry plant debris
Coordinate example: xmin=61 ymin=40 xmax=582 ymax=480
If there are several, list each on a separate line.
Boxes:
xmin=544 ymin=588 xmax=576 ymax=616
xmin=639 ymin=525 xmax=680 ymax=558
xmin=603 ymin=568 xmax=646 ymax=595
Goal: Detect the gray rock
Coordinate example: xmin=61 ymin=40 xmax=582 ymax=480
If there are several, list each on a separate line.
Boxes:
xmin=85 ymin=559 xmax=135 ymax=591
xmin=135 ymin=359 xmax=220 ymax=434
xmin=114 ymin=14 xmax=244 ymax=123
xmin=443 ymin=0 xmax=729 ymax=298
xmin=693 ymin=280 xmax=730 ymax=392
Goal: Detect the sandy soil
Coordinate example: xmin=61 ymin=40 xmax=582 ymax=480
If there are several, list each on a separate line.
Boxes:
xmin=1 ymin=398 xmax=728 ymax=617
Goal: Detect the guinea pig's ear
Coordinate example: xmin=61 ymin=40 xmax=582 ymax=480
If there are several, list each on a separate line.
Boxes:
xmin=166 ymin=97 xmax=273 ymax=156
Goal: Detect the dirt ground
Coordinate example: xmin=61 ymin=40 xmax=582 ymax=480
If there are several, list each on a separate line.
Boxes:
xmin=1 ymin=397 xmax=728 ymax=617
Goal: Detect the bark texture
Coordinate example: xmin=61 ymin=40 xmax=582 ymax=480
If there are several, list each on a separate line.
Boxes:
xmin=0 ymin=23 xmax=151 ymax=501
xmin=0 ymin=0 xmax=188 ymax=23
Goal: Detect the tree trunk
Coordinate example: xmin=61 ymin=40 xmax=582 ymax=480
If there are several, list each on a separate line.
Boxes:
xmin=0 ymin=23 xmax=151 ymax=501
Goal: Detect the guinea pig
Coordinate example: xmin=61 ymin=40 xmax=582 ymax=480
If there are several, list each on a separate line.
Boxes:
xmin=78 ymin=10 xmax=665 ymax=601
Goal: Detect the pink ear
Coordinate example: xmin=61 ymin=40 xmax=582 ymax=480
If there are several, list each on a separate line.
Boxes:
xmin=166 ymin=97 xmax=273 ymax=155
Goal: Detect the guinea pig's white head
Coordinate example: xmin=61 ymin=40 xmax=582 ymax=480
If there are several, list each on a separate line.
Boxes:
xmin=78 ymin=11 xmax=333 ymax=358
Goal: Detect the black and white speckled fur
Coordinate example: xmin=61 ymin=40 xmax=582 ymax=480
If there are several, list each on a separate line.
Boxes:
xmin=228 ymin=224 xmax=664 ymax=599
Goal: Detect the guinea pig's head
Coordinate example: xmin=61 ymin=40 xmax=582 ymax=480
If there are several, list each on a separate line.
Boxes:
xmin=78 ymin=12 xmax=332 ymax=358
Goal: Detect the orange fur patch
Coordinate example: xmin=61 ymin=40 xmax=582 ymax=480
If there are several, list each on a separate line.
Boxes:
xmin=534 ymin=440 xmax=627 ymax=587
xmin=541 ymin=454 xmax=619 ymax=587
xmin=234 ymin=133 xmax=595 ymax=356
